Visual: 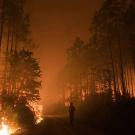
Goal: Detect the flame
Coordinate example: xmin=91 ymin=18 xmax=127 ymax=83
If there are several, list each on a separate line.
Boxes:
xmin=29 ymin=102 xmax=44 ymax=124
xmin=35 ymin=105 xmax=43 ymax=124
xmin=0 ymin=103 xmax=44 ymax=135
xmin=36 ymin=115 xmax=43 ymax=124
xmin=0 ymin=122 xmax=9 ymax=135
xmin=0 ymin=117 xmax=21 ymax=135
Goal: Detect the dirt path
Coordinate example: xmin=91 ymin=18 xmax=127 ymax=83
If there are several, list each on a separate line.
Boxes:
xmin=31 ymin=115 xmax=107 ymax=135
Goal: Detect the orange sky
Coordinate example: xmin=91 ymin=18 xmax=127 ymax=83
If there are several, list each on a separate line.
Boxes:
xmin=26 ymin=0 xmax=102 ymax=106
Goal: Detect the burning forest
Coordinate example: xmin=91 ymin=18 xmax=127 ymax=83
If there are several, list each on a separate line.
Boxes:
xmin=1 ymin=0 xmax=135 ymax=135
xmin=0 ymin=0 xmax=43 ymax=134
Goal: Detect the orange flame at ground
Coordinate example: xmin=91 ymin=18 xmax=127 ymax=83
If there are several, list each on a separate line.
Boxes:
xmin=35 ymin=105 xmax=43 ymax=124
xmin=29 ymin=102 xmax=44 ymax=124
xmin=0 ymin=119 xmax=9 ymax=135
xmin=0 ymin=117 xmax=21 ymax=135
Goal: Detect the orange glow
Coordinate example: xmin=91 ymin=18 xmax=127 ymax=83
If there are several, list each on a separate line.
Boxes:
xmin=26 ymin=0 xmax=103 ymax=107
xmin=0 ymin=117 xmax=21 ymax=135
xmin=29 ymin=102 xmax=44 ymax=124
xmin=0 ymin=122 xmax=9 ymax=135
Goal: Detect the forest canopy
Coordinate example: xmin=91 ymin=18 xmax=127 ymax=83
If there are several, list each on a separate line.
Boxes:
xmin=60 ymin=0 xmax=135 ymax=104
xmin=0 ymin=0 xmax=42 ymax=132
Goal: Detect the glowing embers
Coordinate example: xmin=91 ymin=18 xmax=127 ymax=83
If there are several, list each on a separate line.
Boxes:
xmin=35 ymin=104 xmax=43 ymax=124
xmin=36 ymin=115 xmax=43 ymax=124
xmin=29 ymin=102 xmax=44 ymax=124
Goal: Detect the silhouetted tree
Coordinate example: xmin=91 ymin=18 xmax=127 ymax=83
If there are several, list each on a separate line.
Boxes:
xmin=3 ymin=49 xmax=41 ymax=102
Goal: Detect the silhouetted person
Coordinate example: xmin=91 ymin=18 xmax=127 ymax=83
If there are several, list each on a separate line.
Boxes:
xmin=69 ymin=102 xmax=76 ymax=125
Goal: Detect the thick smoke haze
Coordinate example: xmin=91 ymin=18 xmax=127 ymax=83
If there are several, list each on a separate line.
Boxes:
xmin=26 ymin=0 xmax=102 ymax=106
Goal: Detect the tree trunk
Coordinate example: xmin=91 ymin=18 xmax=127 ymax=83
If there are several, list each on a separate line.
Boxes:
xmin=118 ymin=31 xmax=126 ymax=96
xmin=0 ymin=0 xmax=5 ymax=50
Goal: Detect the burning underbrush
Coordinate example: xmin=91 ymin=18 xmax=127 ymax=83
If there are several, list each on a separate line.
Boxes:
xmin=0 ymin=101 xmax=43 ymax=135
